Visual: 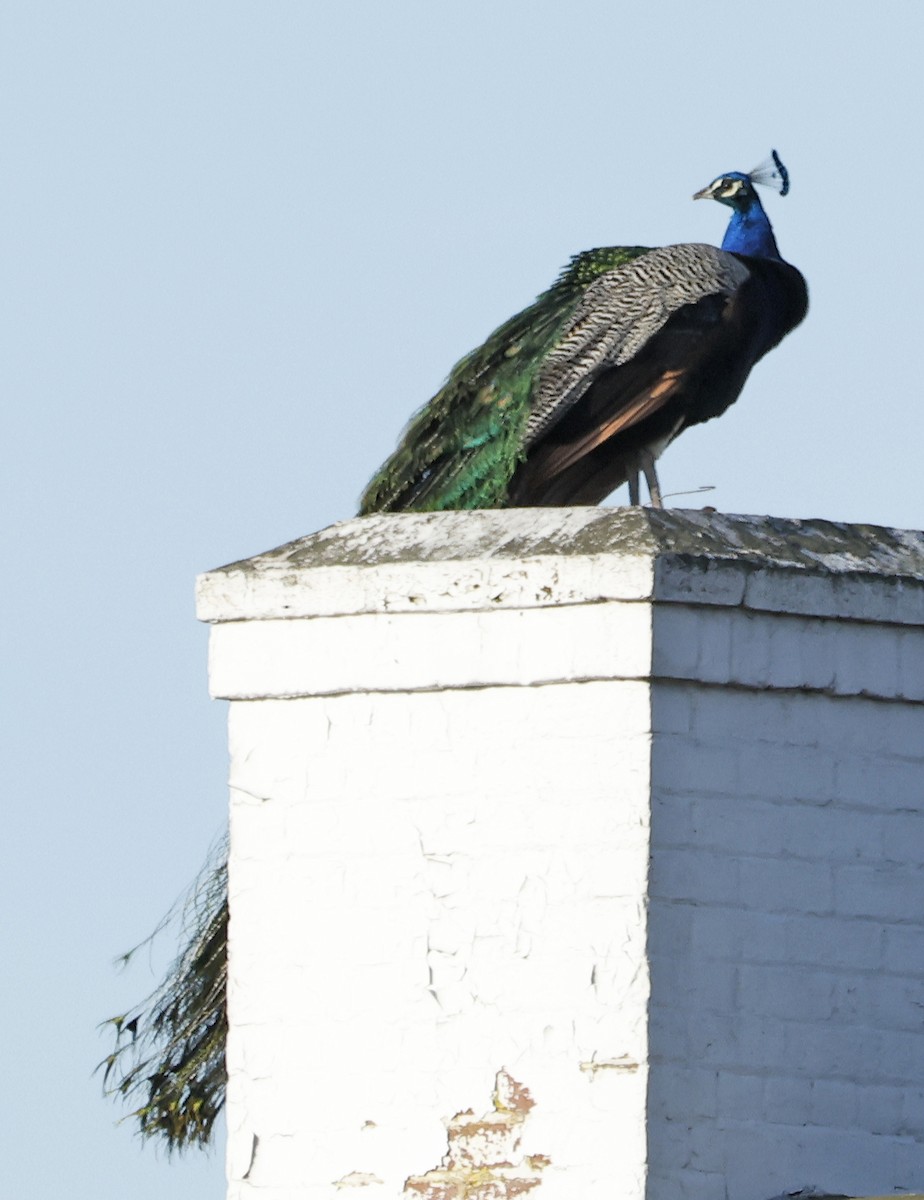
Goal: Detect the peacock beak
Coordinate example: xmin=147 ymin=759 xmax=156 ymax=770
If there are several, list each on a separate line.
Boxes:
xmin=692 ymin=182 xmax=719 ymax=201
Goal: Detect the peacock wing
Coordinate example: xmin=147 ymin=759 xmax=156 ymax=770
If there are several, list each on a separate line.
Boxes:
xmin=525 ymin=243 xmax=751 ymax=450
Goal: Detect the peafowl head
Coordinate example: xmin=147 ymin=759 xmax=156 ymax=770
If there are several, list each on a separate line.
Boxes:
xmin=694 ymin=150 xmax=792 ymax=260
xmin=693 ymin=171 xmax=759 ymax=211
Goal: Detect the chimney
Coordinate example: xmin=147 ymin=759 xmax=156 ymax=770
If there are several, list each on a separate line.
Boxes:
xmin=197 ymin=508 xmax=924 ymax=1200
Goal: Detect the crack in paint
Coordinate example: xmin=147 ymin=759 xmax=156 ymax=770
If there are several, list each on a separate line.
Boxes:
xmin=579 ymin=1053 xmax=640 ymax=1076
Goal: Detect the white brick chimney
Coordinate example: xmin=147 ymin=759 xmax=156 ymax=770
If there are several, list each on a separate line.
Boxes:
xmin=197 ymin=508 xmax=924 ymax=1200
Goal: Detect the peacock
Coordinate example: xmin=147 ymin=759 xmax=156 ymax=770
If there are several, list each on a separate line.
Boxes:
xmin=361 ymin=151 xmax=807 ymax=512
xmin=103 ymin=154 xmax=807 ymax=1154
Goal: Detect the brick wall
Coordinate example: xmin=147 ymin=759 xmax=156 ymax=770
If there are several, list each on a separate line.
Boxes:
xmin=198 ymin=508 xmax=924 ymax=1200
xmin=648 ymin=604 xmax=924 ymax=1199
xmin=225 ymin=681 xmax=652 ymax=1198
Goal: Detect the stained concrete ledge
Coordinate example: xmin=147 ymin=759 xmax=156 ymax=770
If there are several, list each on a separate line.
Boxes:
xmin=196 ymin=508 xmax=924 ymax=626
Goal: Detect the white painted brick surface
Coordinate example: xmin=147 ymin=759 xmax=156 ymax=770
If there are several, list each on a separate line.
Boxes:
xmin=208 ymin=602 xmax=652 ymax=698
xmin=225 ymin=683 xmax=652 ymax=1199
xmin=650 ymin=677 xmax=924 ymax=1197
xmin=198 ymin=510 xmax=924 ymax=1200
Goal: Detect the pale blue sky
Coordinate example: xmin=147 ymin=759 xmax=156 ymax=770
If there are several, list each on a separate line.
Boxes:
xmin=3 ymin=3 xmax=922 ymax=1197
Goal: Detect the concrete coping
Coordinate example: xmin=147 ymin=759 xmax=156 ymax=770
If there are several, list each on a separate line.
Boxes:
xmin=196 ymin=507 xmax=924 ymax=626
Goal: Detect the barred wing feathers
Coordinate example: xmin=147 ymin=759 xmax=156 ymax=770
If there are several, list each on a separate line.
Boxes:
xmin=525 ymin=243 xmax=750 ymax=445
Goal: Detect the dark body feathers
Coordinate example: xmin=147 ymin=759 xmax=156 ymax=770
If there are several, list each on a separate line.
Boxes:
xmin=510 ymin=249 xmax=807 ymax=505
xmin=360 ymin=161 xmax=807 ymax=514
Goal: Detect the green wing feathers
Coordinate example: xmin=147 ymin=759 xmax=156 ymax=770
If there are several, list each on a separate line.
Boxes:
xmin=359 ymin=246 xmax=650 ymax=513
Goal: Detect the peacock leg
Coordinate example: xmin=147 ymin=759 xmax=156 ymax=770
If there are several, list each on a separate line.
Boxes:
xmin=627 ymin=468 xmax=640 ymax=506
xmin=640 ymin=450 xmax=663 ymax=508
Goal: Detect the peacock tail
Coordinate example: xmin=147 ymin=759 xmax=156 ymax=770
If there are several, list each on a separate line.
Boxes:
xmin=359 ymin=246 xmax=650 ymax=513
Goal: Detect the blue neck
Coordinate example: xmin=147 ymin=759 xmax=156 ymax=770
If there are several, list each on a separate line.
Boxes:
xmin=721 ymin=196 xmax=782 ymax=259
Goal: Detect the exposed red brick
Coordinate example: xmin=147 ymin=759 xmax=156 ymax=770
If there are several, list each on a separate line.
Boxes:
xmin=403 ymin=1070 xmax=549 ymax=1198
